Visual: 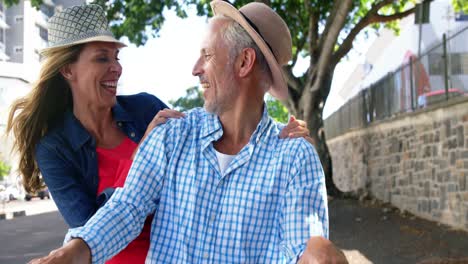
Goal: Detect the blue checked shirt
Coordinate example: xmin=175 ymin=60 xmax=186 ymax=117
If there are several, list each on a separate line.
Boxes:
xmin=66 ymin=107 xmax=329 ymax=264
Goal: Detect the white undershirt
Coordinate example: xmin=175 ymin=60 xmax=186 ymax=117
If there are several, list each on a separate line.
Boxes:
xmin=214 ymin=150 xmax=236 ymax=174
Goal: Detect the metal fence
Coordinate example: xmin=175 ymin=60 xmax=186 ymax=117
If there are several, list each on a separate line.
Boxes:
xmin=325 ymin=26 xmax=468 ymax=139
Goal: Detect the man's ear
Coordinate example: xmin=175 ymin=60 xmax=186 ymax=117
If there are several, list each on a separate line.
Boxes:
xmin=59 ymin=64 xmax=74 ymax=81
xmin=237 ymin=48 xmax=256 ymax=78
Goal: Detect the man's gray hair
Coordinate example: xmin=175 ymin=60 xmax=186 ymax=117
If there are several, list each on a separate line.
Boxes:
xmin=217 ymin=15 xmax=272 ymax=91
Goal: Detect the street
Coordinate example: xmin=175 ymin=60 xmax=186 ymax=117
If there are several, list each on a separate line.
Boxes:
xmin=0 ymin=199 xmax=66 ymax=264
xmin=1 ymin=198 xmax=467 ymax=264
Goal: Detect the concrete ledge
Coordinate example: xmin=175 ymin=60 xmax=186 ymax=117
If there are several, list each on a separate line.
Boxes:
xmin=0 ymin=210 xmax=27 ymax=220
xmin=13 ymin=210 xmax=26 ymax=217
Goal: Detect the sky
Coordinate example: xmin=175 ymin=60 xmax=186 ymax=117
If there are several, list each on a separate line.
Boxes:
xmin=116 ymin=8 xmax=362 ymax=118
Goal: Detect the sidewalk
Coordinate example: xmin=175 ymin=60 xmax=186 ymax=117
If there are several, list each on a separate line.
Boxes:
xmin=0 ymin=199 xmax=57 ymax=220
xmin=329 ymin=198 xmax=468 ymax=264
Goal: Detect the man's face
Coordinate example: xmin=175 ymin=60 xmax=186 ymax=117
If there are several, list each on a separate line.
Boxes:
xmin=192 ymin=18 xmax=239 ymax=115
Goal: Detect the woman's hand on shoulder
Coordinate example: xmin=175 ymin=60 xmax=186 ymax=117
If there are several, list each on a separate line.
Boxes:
xmin=279 ymin=115 xmax=315 ymax=146
xmin=143 ymin=109 xmax=185 ymax=140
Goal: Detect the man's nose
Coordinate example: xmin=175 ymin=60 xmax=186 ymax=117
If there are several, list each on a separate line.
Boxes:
xmin=192 ymin=58 xmax=203 ymax=76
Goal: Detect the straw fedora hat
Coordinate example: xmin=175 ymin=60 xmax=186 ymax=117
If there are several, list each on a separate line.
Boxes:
xmin=41 ymin=4 xmax=126 ymax=53
xmin=210 ymin=0 xmax=292 ymax=100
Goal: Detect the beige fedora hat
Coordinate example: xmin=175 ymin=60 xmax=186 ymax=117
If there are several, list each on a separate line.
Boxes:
xmin=41 ymin=4 xmax=126 ymax=53
xmin=210 ymin=0 xmax=292 ymax=100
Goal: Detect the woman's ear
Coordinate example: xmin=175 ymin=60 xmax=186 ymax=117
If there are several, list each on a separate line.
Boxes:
xmin=59 ymin=64 xmax=74 ymax=81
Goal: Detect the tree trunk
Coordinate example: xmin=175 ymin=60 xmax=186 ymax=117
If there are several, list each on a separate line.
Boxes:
xmin=287 ymin=71 xmax=342 ymax=197
xmin=307 ymin=105 xmax=341 ymax=196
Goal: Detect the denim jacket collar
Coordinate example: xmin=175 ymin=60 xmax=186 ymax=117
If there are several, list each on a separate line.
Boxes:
xmin=63 ymin=101 xmax=134 ymax=151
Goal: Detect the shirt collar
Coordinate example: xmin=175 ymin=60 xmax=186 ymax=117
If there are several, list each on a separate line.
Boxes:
xmin=62 ymin=100 xmax=133 ymax=151
xmin=200 ymin=104 xmax=272 ymax=145
xmin=111 ymin=100 xmax=133 ymax=122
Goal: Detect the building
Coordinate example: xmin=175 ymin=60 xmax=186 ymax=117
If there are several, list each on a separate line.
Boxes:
xmin=0 ymin=0 xmax=84 ymax=184
xmin=336 ymin=0 xmax=468 ymax=106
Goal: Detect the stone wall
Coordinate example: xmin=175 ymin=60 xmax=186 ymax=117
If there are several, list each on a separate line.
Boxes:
xmin=328 ymin=98 xmax=468 ymax=230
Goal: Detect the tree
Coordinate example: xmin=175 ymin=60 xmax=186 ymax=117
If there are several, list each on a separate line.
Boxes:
xmin=0 ymin=160 xmax=11 ymax=182
xmin=169 ymin=86 xmax=204 ymax=112
xmin=5 ymin=0 xmax=439 ymax=195
xmin=170 ymin=87 xmax=290 ymax=123
xmin=266 ymin=95 xmax=289 ymax=123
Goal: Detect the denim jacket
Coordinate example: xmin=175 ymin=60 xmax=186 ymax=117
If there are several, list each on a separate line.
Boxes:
xmin=35 ymin=92 xmax=167 ymax=228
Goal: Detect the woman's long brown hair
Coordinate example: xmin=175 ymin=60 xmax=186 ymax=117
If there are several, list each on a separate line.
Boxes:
xmin=6 ymin=45 xmax=83 ymax=193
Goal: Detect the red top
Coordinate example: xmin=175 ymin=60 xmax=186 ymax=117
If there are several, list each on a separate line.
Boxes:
xmin=96 ymin=137 xmax=152 ymax=264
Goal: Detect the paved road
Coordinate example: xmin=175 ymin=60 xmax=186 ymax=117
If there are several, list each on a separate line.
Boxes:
xmin=0 ymin=211 xmax=67 ymax=264
xmin=1 ymin=198 xmax=467 ymax=263
xmin=330 ymin=198 xmax=468 ymax=264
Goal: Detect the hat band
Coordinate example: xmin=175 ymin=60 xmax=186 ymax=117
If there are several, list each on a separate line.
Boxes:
xmin=48 ymin=29 xmax=115 ymax=48
xmin=239 ymin=11 xmax=275 ymax=59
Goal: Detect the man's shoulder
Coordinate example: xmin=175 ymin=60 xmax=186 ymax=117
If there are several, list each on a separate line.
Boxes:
xmin=267 ymin=121 xmax=317 ymax=157
xmin=152 ymin=107 xmax=210 ymax=136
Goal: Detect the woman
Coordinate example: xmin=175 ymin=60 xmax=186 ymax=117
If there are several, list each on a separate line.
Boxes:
xmin=7 ymin=4 xmax=310 ymax=264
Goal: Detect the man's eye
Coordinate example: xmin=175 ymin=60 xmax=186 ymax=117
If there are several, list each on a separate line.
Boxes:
xmin=97 ymin=57 xmax=109 ymax=62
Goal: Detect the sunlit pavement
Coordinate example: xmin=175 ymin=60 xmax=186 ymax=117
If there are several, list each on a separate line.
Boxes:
xmin=1 ymin=197 xmax=468 ymax=264
xmin=0 ymin=198 xmax=58 ymax=219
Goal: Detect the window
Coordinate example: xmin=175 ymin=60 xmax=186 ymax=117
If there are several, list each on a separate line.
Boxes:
xmin=451 ymin=53 xmax=468 ymax=75
xmin=414 ymin=1 xmax=430 ymax=24
xmin=428 ymin=52 xmax=468 ymax=75
xmin=15 ymin=16 xmax=24 ymax=23
xmin=428 ymin=53 xmax=443 ymax=75
xmin=455 ymin=10 xmax=468 ymax=21
xmin=14 ymin=46 xmax=23 ymax=53
xmin=38 ymin=25 xmax=48 ymax=41
xmin=0 ymin=2 xmax=4 ymax=20
xmin=40 ymin=5 xmax=54 ymax=18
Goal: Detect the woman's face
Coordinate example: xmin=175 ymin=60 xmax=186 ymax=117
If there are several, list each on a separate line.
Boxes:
xmin=62 ymin=42 xmax=122 ymax=109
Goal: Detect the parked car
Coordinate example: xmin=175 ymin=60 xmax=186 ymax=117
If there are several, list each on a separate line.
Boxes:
xmin=25 ymin=187 xmax=50 ymax=201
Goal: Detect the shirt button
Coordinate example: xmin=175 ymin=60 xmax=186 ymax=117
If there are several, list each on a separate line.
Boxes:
xmin=117 ymin=122 xmax=122 ymax=127
xmin=210 ymin=214 xmax=216 ymax=222
xmin=91 ymin=152 xmax=95 ymax=158
xmin=130 ymin=132 xmax=135 ymax=138
xmin=203 ymin=253 xmax=209 ymax=258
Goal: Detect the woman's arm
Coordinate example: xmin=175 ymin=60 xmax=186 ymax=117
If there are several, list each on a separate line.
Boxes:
xmin=36 ymin=143 xmax=97 ymax=228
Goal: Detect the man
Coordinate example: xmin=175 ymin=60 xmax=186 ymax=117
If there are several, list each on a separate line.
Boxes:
xmin=30 ymin=1 xmax=347 ymax=263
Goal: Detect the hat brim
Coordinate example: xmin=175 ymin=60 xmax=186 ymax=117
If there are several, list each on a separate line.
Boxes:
xmin=210 ymin=1 xmax=288 ymax=100
xmin=40 ymin=35 xmax=126 ymax=54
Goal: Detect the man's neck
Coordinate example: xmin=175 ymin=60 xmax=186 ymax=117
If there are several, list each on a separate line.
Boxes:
xmin=214 ymin=102 xmax=264 ymax=155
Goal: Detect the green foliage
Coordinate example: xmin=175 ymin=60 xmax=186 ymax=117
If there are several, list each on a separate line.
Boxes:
xmin=0 ymin=160 xmax=11 ymax=181
xmin=266 ymin=95 xmax=289 ymax=123
xmin=453 ymin=0 xmax=468 ymax=13
xmin=169 ymin=86 xmax=204 ymax=112
xmin=2 ymin=0 xmax=420 ymax=63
